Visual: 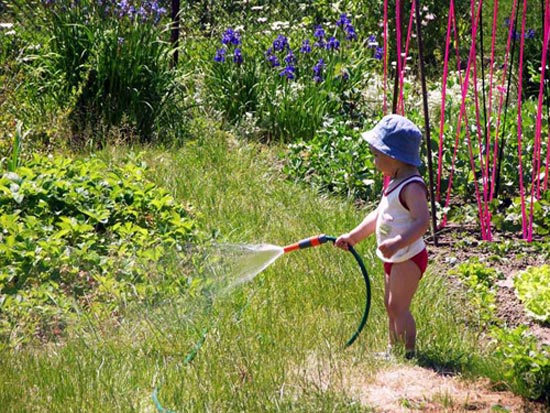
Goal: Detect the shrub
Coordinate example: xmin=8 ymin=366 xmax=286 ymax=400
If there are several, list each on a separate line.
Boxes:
xmin=0 ymin=152 xmax=197 ymax=347
xmin=283 ymin=118 xmax=382 ymax=203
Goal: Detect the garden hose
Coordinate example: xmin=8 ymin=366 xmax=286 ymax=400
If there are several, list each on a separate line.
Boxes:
xmin=152 ymin=234 xmax=371 ymax=411
xmin=283 ymin=234 xmax=371 ymax=347
xmin=152 ymin=327 xmax=208 ymax=413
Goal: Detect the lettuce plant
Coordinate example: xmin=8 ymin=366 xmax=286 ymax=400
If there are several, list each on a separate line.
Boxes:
xmin=514 ymin=265 xmax=550 ymax=323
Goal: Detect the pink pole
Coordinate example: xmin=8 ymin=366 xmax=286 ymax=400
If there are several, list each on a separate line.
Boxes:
xmin=516 ymin=0 xmax=529 ymax=239
xmin=436 ymin=0 xmax=455 ymax=204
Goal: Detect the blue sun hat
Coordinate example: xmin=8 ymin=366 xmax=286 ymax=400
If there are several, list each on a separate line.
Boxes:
xmin=361 ymin=114 xmax=423 ymax=167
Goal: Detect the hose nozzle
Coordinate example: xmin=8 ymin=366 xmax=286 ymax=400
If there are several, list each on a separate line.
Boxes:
xmin=283 ymin=234 xmax=334 ymax=253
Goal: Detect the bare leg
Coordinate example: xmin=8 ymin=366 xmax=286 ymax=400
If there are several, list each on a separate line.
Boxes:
xmin=385 ymin=260 xmax=421 ymax=352
xmin=384 ymin=272 xmax=397 ymax=347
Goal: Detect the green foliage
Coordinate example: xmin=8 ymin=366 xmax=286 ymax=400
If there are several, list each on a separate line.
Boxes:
xmin=0 ymin=153 xmax=197 ymax=347
xmin=8 ymin=0 xmax=183 ymax=145
xmin=448 ymin=258 xmax=550 ymax=401
xmin=451 ymin=260 xmax=503 ymax=325
xmin=0 ymin=121 xmax=549 ymax=411
xmin=492 ymin=190 xmax=550 ymax=236
xmin=514 ymin=265 xmax=550 ymax=322
xmin=283 ymin=119 xmax=383 ymax=202
xmin=492 ymin=326 xmax=550 ymax=402
xmin=7 ymin=121 xmax=28 ymax=172
xmin=203 ymin=16 xmax=380 ymax=141
xmin=204 ymin=37 xmax=266 ymax=126
xmin=0 ymin=22 xmax=17 ymax=75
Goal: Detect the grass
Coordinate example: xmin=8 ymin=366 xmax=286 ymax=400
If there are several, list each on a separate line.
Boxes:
xmin=0 ymin=121 xmax=501 ymax=412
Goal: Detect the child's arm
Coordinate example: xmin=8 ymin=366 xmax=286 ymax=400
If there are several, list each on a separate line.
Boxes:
xmin=378 ymin=182 xmax=430 ymax=259
xmin=335 ymin=208 xmax=379 ymax=250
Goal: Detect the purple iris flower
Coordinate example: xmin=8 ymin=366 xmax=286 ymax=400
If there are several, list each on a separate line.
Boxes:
xmin=314 ymin=25 xmax=325 ymax=40
xmin=116 ymin=0 xmax=130 ymax=17
xmin=150 ymin=1 xmax=166 ymax=15
xmin=345 ymin=25 xmax=357 ymax=41
xmin=284 ymin=50 xmax=296 ymax=64
xmin=265 ymin=50 xmax=280 ymax=67
xmin=214 ymin=48 xmax=226 ymax=63
xmin=336 ymin=13 xmax=351 ymax=28
xmin=233 ymin=48 xmax=243 ymax=65
xmin=374 ymin=47 xmax=384 ymax=60
xmin=367 ymin=34 xmax=378 ymax=47
xmin=273 ymin=34 xmax=289 ymax=52
xmin=280 ymin=65 xmax=296 ymax=80
xmin=151 ymin=2 xmax=166 ymax=24
xmin=222 ymin=28 xmax=241 ymax=46
xmin=510 ymin=30 xmax=521 ymax=40
xmin=313 ymin=58 xmax=325 ymax=82
xmin=313 ymin=25 xmax=326 ymax=49
xmin=137 ymin=6 xmax=148 ymax=22
xmin=326 ymin=36 xmax=340 ymax=51
xmin=300 ymin=39 xmax=312 ymax=54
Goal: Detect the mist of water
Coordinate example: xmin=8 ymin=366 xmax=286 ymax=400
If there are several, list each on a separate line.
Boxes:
xmin=199 ymin=243 xmax=284 ymax=295
xmin=144 ymin=242 xmax=285 ymax=411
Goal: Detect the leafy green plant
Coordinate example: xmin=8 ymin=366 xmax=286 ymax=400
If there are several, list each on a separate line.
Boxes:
xmin=491 ymin=325 xmax=550 ymax=402
xmin=450 ymin=260 xmax=503 ymax=325
xmin=513 ymin=264 xmax=550 ymax=322
xmin=283 ymin=118 xmax=382 ymax=202
xmin=9 ymin=0 xmax=182 ymax=145
xmin=447 ymin=260 xmax=550 ymax=402
xmin=0 ymin=153 xmax=198 ymax=347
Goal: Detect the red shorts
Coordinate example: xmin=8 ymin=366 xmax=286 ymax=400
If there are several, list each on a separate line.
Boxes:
xmin=383 ymin=248 xmax=428 ymax=277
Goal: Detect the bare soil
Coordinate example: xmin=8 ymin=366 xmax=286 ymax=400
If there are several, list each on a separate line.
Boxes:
xmin=352 ymin=365 xmax=543 ymax=413
xmin=427 ymin=225 xmax=550 ymax=346
xmin=302 ymin=354 xmax=548 ymax=413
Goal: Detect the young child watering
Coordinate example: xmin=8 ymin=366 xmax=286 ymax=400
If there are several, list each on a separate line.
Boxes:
xmin=335 ymin=114 xmax=430 ymax=359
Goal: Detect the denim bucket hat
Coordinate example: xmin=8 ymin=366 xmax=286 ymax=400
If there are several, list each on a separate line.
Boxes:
xmin=361 ymin=114 xmax=422 ymax=167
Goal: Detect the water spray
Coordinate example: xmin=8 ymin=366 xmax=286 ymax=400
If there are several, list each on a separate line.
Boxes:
xmin=152 ymin=234 xmax=371 ymax=412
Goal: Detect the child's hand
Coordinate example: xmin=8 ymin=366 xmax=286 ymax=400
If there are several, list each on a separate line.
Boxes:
xmin=378 ymin=236 xmax=402 ymax=258
xmin=335 ymin=233 xmax=354 ymax=250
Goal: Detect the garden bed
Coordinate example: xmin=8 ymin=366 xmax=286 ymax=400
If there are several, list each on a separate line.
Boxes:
xmin=428 ymin=224 xmax=550 ymax=346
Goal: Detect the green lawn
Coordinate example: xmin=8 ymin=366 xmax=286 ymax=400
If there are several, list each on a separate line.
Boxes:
xmin=0 ymin=126 xmax=500 ymax=412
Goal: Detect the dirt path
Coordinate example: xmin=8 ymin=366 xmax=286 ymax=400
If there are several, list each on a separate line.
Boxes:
xmin=301 ymin=355 xmax=547 ymax=412
xmin=350 ymin=364 xmax=543 ymax=413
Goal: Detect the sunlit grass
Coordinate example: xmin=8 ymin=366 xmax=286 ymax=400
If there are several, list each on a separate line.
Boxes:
xmin=0 ymin=124 xmax=500 ymax=412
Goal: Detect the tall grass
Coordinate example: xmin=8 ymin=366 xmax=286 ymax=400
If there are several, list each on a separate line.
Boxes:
xmin=0 ymin=124 xmax=500 ymax=412
xmin=9 ymin=0 xmax=182 ymax=145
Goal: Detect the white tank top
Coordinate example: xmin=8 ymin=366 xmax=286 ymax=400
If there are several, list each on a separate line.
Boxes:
xmin=375 ymin=175 xmax=426 ymax=263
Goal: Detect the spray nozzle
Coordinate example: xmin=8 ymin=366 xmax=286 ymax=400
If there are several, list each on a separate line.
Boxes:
xmin=283 ymin=234 xmax=335 ymax=253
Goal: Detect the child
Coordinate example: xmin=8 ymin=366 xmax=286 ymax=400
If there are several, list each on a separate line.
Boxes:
xmin=335 ymin=114 xmax=430 ymax=359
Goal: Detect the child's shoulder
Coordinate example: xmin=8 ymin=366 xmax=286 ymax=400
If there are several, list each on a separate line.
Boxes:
xmin=400 ymin=177 xmax=428 ymax=205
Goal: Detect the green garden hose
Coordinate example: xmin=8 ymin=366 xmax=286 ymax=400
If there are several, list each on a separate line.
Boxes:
xmin=152 ymin=234 xmax=371 ymax=411
xmin=283 ymin=234 xmax=371 ymax=347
